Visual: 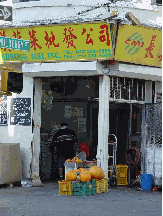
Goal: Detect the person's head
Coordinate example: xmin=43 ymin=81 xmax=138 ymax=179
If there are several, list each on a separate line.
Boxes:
xmin=61 ymin=123 xmax=68 ymax=127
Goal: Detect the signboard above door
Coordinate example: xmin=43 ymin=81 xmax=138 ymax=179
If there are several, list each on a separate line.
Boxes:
xmin=115 ymin=25 xmax=162 ymax=68
xmin=0 ymin=22 xmax=113 ymax=63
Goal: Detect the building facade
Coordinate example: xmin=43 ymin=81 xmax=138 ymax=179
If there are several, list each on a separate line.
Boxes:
xmin=0 ymin=0 xmax=162 ymax=186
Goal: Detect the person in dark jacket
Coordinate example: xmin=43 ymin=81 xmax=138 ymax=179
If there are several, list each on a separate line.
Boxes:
xmin=53 ymin=123 xmax=78 ymax=180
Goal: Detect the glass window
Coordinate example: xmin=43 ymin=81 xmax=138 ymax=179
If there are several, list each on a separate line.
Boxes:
xmin=156 ymin=0 xmax=162 ymax=5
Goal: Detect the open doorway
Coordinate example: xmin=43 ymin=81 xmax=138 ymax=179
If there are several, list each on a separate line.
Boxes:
xmin=109 ymin=103 xmax=130 ymax=167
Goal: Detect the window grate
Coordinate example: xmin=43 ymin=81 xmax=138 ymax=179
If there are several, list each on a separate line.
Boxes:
xmin=110 ymin=77 xmax=146 ymax=102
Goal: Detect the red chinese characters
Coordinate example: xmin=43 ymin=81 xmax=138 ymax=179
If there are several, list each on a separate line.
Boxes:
xmin=99 ymin=24 xmax=110 ymax=46
xmin=0 ymin=30 xmax=11 ymax=52
xmin=44 ymin=31 xmax=59 ymax=48
xmin=158 ymin=55 xmax=162 ymax=62
xmin=81 ymin=27 xmax=94 ymax=45
xmin=63 ymin=27 xmax=77 ymax=49
xmin=144 ymin=35 xmax=157 ymax=59
xmin=13 ymin=30 xmax=22 ymax=39
xmin=28 ymin=29 xmax=42 ymax=51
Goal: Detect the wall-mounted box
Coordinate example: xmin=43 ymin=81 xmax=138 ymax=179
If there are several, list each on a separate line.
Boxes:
xmin=0 ymin=143 xmax=22 ymax=184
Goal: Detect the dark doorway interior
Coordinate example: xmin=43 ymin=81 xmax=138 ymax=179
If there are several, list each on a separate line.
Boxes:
xmin=90 ymin=103 xmax=130 ymax=165
xmin=109 ymin=104 xmax=130 ymax=165
xmin=116 ymin=108 xmax=130 ymax=164
xmin=89 ymin=107 xmax=98 ymax=160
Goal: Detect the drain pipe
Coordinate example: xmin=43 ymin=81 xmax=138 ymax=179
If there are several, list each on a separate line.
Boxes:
xmin=128 ymin=103 xmax=132 ymax=184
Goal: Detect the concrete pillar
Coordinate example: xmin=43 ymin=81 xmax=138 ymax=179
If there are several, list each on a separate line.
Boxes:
xmin=33 ymin=78 xmax=42 ymax=175
xmin=96 ymin=66 xmax=110 ymax=178
xmin=145 ymin=81 xmax=152 ymax=103
xmin=103 ymin=73 xmax=110 ymax=178
xmin=97 ymin=75 xmax=104 ymax=168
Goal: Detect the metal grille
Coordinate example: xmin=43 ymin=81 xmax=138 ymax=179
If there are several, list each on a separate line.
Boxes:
xmin=156 ymin=92 xmax=162 ymax=103
xmin=146 ymin=103 xmax=162 ymax=147
xmin=110 ymin=76 xmax=145 ymax=102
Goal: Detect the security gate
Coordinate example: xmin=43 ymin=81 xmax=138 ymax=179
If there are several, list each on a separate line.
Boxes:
xmin=141 ymin=103 xmax=162 ymax=187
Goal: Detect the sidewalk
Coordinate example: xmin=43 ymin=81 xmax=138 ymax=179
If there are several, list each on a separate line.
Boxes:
xmin=0 ymin=180 xmax=162 ymax=216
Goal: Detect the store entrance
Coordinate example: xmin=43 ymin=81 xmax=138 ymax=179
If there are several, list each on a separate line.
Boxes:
xmin=40 ymin=76 xmax=99 ymax=181
xmin=109 ymin=103 xmax=130 ymax=167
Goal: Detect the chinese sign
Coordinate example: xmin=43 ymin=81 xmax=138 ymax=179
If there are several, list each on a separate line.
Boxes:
xmin=0 ymin=22 xmax=113 ymax=63
xmin=115 ymin=25 xmax=162 ymax=68
xmin=0 ymin=36 xmax=30 ymax=51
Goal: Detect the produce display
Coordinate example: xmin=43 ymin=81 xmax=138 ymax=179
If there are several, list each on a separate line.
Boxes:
xmin=66 ymin=170 xmax=77 ymax=181
xmin=66 ymin=166 xmax=105 ymax=181
xmin=66 ymin=156 xmax=82 ymax=163
xmin=89 ymin=166 xmax=101 ymax=180
xmin=61 ymin=166 xmax=107 ymax=195
xmin=76 ymin=168 xmax=87 ymax=172
xmin=80 ymin=170 xmax=91 ymax=182
xmin=98 ymin=168 xmax=105 ymax=180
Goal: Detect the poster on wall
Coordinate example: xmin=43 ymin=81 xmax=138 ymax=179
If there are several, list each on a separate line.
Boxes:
xmin=78 ymin=118 xmax=86 ymax=133
xmin=64 ymin=105 xmax=84 ymax=119
xmin=0 ymin=95 xmax=7 ymax=125
xmin=41 ymin=90 xmax=53 ymax=111
xmin=64 ymin=105 xmax=71 ymax=119
xmin=77 ymin=108 xmax=84 ymax=118
xmin=10 ymin=98 xmax=31 ymax=126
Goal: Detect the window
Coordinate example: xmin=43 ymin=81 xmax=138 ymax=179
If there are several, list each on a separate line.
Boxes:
xmin=110 ymin=77 xmax=145 ymax=102
xmin=19 ymin=0 xmax=40 ymax=2
xmin=156 ymin=0 xmax=162 ymax=4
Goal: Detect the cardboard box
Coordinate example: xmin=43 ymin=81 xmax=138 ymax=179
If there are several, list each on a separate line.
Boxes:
xmin=0 ymin=143 xmax=22 ymax=184
xmin=64 ymin=161 xmax=87 ymax=168
xmin=86 ymin=161 xmax=97 ymax=168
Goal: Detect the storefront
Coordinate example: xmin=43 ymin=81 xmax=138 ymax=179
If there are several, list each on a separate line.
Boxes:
xmin=0 ymin=21 xmax=162 ymax=186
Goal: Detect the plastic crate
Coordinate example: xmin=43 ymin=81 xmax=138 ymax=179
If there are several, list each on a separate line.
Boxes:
xmin=116 ymin=165 xmax=128 ymax=178
xmin=116 ymin=165 xmax=128 ymax=185
xmin=58 ymin=180 xmax=73 ymax=195
xmin=117 ymin=178 xmax=128 ymax=186
xmin=109 ymin=165 xmax=128 ymax=185
xmin=72 ymin=180 xmax=96 ymax=196
xmin=96 ymin=178 xmax=108 ymax=193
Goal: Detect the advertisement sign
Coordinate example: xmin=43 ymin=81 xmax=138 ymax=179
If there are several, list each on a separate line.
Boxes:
xmin=0 ymin=22 xmax=113 ymax=63
xmin=115 ymin=25 xmax=162 ymax=67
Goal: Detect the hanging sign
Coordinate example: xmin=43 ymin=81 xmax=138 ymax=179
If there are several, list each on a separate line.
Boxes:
xmin=0 ymin=22 xmax=113 ymax=63
xmin=115 ymin=25 xmax=162 ymax=68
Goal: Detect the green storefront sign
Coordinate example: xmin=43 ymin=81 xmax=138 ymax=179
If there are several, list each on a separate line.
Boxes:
xmin=0 ymin=36 xmax=30 ymax=52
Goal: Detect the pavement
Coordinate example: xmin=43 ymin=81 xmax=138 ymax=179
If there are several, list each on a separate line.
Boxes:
xmin=0 ymin=179 xmax=162 ymax=216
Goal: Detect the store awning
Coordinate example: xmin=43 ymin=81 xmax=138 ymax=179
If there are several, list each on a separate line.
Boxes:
xmin=22 ymin=61 xmax=100 ymax=77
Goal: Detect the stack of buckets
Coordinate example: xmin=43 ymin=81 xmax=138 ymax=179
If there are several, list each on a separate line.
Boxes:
xmin=141 ymin=174 xmax=153 ymax=190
